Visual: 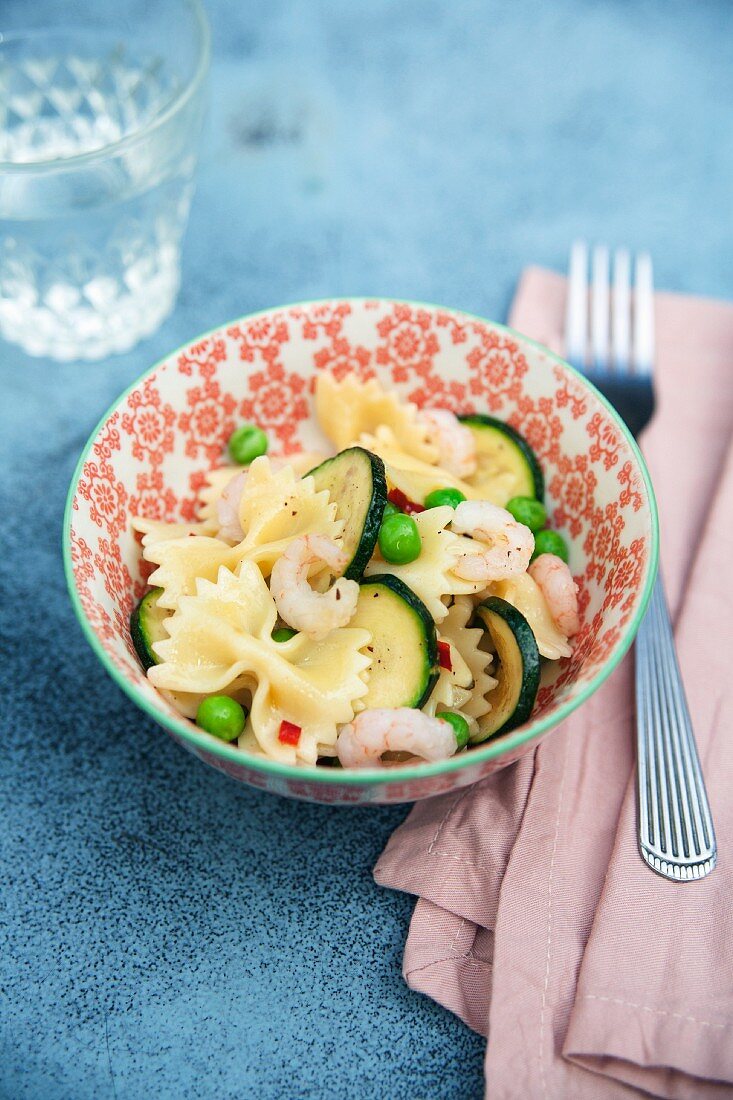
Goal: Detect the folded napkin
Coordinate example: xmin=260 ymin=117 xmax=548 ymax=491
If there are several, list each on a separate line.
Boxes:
xmin=375 ymin=268 xmax=733 ymax=1099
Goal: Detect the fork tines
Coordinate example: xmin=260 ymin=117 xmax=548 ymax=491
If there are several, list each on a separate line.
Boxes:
xmin=565 ymin=241 xmax=654 ymax=378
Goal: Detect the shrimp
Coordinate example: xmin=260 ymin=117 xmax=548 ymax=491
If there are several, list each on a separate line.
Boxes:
xmin=528 ymin=553 xmax=580 ymax=637
xmin=336 ymin=708 xmax=458 ymax=768
xmin=450 ymin=500 xmax=534 ymax=582
xmin=269 ymin=534 xmax=359 ymax=641
xmin=217 ymin=470 xmax=248 ymax=542
xmin=420 ymin=408 xmax=477 ymax=478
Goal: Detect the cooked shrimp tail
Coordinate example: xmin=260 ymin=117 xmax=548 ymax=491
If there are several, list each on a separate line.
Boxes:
xmin=269 ymin=533 xmax=359 ymax=641
xmin=420 ymin=408 xmax=477 ymax=478
xmin=217 ymin=470 xmax=248 ymax=543
xmin=528 ymin=553 xmax=580 ymax=637
xmin=336 ymin=708 xmax=458 ymax=768
xmin=450 ymin=500 xmax=534 ymax=582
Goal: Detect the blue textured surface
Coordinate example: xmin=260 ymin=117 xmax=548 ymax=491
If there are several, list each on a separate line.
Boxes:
xmin=3 ymin=2 xmax=733 ymax=1097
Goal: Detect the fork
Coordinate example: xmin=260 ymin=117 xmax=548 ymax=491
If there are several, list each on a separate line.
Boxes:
xmin=565 ymin=241 xmax=717 ymax=881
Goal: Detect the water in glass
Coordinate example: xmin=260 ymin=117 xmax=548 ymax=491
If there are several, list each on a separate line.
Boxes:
xmin=0 ymin=6 xmax=208 ymax=361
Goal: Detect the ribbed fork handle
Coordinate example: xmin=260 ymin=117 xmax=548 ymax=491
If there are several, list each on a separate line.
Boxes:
xmin=635 ymin=572 xmax=717 ymax=880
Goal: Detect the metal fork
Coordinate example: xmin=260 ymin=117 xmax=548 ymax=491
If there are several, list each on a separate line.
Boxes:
xmin=565 ymin=241 xmax=717 ymax=881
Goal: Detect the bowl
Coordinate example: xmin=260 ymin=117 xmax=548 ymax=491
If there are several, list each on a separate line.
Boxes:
xmin=64 ymin=299 xmax=658 ymax=804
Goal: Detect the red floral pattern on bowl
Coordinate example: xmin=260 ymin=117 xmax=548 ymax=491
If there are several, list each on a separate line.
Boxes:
xmin=64 ymin=300 xmax=658 ymax=805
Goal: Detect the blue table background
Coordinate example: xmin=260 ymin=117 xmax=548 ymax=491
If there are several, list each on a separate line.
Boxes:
xmin=3 ymin=2 xmax=733 ymax=1097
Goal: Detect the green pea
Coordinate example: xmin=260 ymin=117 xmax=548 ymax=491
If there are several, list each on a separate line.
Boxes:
xmin=196 ymin=695 xmax=247 ymax=742
xmin=378 ymin=513 xmax=421 ymax=564
xmin=424 ymin=487 xmax=466 ymax=510
xmin=440 ymin=711 xmax=470 ymax=751
xmin=532 ymin=528 xmax=569 ymax=564
xmin=272 ymin=627 xmax=297 ymax=642
xmin=382 ymin=500 xmax=402 ymax=519
xmin=227 ymin=423 xmax=268 ymax=465
xmin=506 ymin=495 xmax=547 ymax=533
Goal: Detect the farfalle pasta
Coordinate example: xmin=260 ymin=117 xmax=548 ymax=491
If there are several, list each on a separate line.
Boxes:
xmin=144 ymin=457 xmax=342 ymax=611
xmin=149 ymin=564 xmax=370 ymax=764
xmin=439 ymin=595 xmax=498 ymax=733
xmin=129 ymin=372 xmax=581 ymax=768
xmin=316 ymin=373 xmax=438 ymax=463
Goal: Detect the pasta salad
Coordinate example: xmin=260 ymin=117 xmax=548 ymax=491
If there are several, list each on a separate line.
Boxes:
xmin=130 ymin=373 xmax=580 ymax=769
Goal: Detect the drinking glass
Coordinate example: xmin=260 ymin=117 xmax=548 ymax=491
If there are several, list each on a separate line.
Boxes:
xmin=0 ymin=0 xmax=210 ymax=360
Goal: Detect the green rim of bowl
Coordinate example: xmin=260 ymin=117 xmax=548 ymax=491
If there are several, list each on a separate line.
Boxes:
xmin=63 ymin=297 xmax=659 ymax=787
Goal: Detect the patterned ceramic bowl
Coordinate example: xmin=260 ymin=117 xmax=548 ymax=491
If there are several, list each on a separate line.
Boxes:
xmin=64 ymin=299 xmax=658 ymax=804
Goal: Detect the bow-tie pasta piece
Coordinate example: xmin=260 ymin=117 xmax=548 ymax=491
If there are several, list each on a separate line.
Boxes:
xmin=315 ymin=373 xmax=438 ymax=463
xmin=439 ymin=595 xmax=498 ymax=731
xmin=144 ymin=534 xmax=242 ymax=612
xmin=365 ymin=506 xmax=483 ymax=622
xmin=144 ymin=457 xmax=343 ymax=611
xmin=198 ymin=453 xmax=330 ymax=532
xmin=149 ymin=563 xmax=371 ymax=764
xmin=233 ymin=457 xmax=343 ymax=573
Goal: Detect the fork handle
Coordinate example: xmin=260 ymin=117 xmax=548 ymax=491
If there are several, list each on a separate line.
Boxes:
xmin=635 ymin=571 xmax=717 ymax=880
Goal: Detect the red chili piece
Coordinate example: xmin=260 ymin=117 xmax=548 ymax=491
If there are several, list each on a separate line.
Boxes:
xmin=278 ymin=720 xmax=302 ymax=746
xmin=387 ymin=487 xmax=425 ymax=515
xmin=437 ymin=640 xmax=453 ymax=671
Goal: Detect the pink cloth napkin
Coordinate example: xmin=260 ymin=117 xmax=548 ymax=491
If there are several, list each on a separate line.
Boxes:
xmin=375 ymin=267 xmax=733 ymax=1098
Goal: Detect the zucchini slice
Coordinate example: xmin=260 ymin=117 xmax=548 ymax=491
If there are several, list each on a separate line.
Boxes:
xmin=471 ymin=596 xmax=540 ymax=742
xmin=308 ymin=447 xmax=388 ymax=580
xmin=351 ymin=574 xmax=439 ymax=710
xmin=130 ymin=587 xmax=169 ymax=671
xmin=459 ymin=415 xmax=544 ymax=504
